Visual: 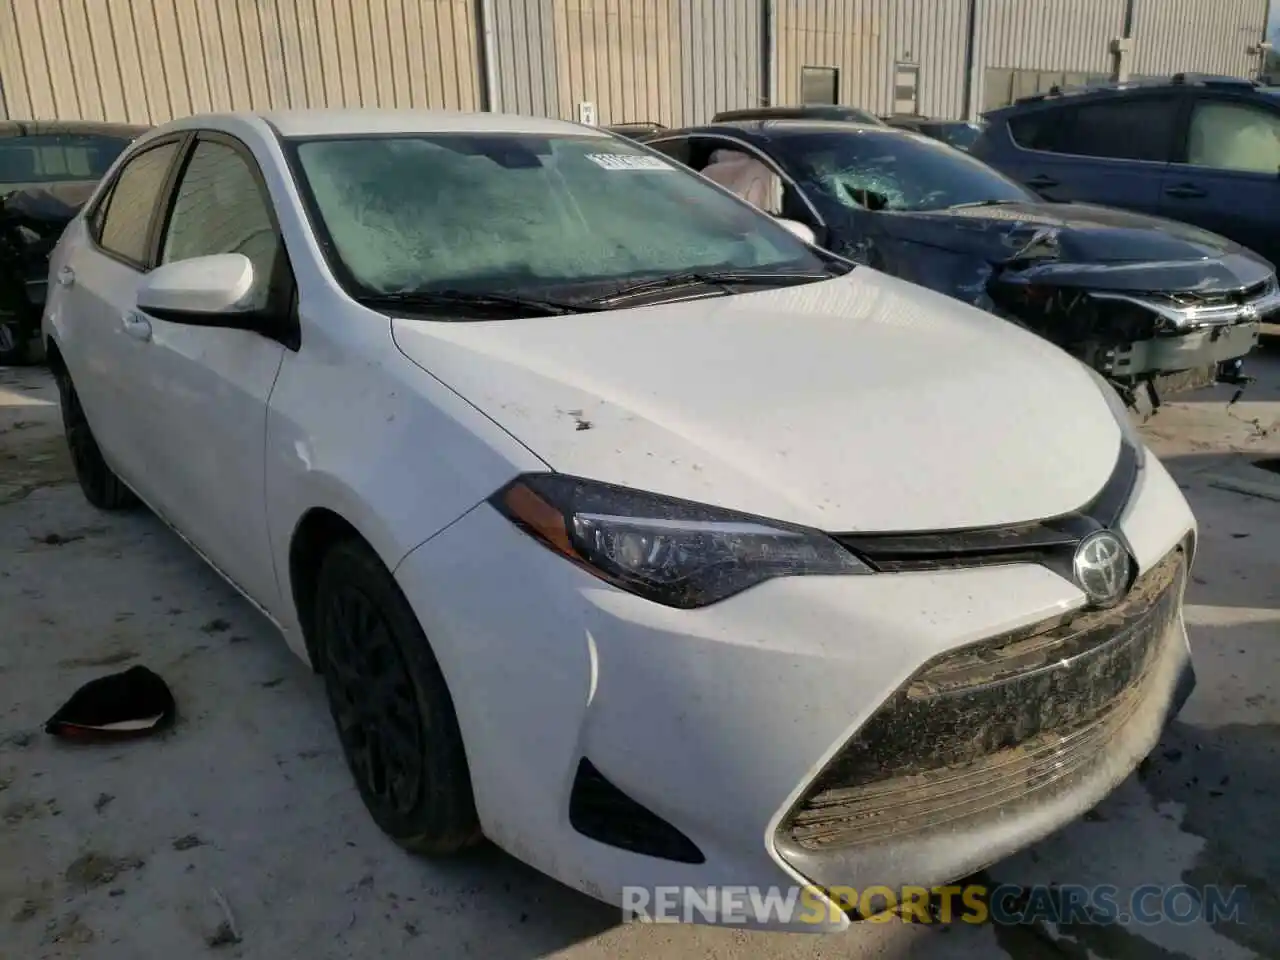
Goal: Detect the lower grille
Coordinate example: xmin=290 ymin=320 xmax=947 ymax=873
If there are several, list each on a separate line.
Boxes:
xmin=569 ymin=758 xmax=705 ymax=864
xmin=781 ymin=548 xmax=1185 ymax=851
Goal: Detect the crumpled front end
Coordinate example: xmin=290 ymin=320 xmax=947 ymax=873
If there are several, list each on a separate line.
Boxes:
xmin=860 ymin=215 xmax=1272 ymax=390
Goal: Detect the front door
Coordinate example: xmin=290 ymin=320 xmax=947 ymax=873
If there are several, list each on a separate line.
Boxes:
xmin=133 ymin=133 xmax=292 ymax=612
xmin=1005 ymin=94 xmax=1178 ymax=216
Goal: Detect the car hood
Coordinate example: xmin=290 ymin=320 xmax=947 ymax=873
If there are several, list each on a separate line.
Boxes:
xmin=867 ymin=200 xmax=1274 ymax=294
xmin=391 ymin=269 xmax=1122 ymax=533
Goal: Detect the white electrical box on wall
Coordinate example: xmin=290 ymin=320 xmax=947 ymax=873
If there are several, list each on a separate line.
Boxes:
xmin=578 ymin=101 xmax=597 ymax=126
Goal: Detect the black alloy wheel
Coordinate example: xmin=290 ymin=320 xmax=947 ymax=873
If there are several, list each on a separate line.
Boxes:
xmin=314 ymin=539 xmax=481 ymax=854
xmin=55 ymin=369 xmax=139 ymax=510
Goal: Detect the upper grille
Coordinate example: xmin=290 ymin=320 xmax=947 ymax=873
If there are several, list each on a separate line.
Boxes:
xmin=780 ymin=547 xmax=1185 ymax=852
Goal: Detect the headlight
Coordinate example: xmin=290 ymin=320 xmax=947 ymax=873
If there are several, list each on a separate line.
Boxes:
xmin=1083 ymin=365 xmax=1147 ymax=468
xmin=490 ymin=474 xmax=870 ymax=608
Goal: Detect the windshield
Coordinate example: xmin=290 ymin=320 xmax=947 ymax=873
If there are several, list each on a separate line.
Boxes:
xmin=771 ymin=130 xmax=1033 ymax=213
xmin=289 ymin=132 xmax=827 ymax=298
xmin=0 ymin=134 xmax=133 ymax=187
xmin=932 ymin=122 xmax=983 ymax=151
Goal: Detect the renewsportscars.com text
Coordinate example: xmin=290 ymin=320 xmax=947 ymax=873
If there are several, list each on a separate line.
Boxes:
xmin=622 ymin=883 xmax=1250 ymax=926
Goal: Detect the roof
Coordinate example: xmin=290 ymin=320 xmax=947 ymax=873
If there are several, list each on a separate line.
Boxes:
xmin=250 ymin=109 xmax=605 ymax=138
xmin=658 ymin=119 xmax=922 ymax=140
xmin=985 ymin=72 xmax=1267 ymax=117
xmin=0 ymin=120 xmax=150 ymax=140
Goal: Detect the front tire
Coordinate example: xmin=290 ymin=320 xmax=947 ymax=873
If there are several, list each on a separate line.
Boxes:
xmin=314 ymin=539 xmax=481 ymax=855
xmin=55 ymin=369 xmax=139 ymax=510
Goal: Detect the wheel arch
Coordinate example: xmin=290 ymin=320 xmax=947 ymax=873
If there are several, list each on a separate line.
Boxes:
xmin=287 ymin=506 xmax=385 ymax=669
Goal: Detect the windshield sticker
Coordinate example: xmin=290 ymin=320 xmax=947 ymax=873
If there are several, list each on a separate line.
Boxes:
xmin=585 ymin=153 xmax=673 ymax=171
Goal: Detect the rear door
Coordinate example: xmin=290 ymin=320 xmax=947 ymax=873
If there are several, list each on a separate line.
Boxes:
xmin=53 ymin=136 xmax=186 ymax=494
xmin=1001 ymin=93 xmax=1179 ymax=215
xmin=1159 ymin=93 xmax=1280 ymax=266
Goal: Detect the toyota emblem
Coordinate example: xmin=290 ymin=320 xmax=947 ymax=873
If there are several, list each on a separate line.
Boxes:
xmin=1072 ymin=530 xmax=1132 ymax=608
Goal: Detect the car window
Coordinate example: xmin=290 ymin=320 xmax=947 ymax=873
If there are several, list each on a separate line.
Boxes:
xmin=160 ymin=139 xmax=280 ymax=310
xmin=1184 ymin=100 xmax=1280 ymax=175
xmin=1009 ymin=97 xmax=1176 ymax=161
xmin=935 ymin=123 xmax=982 ymax=151
xmin=1071 ymin=98 xmax=1176 ymax=161
xmin=646 ymin=137 xmax=693 ymax=166
xmin=0 ymin=134 xmax=134 ymax=187
xmin=97 ymin=141 xmax=180 ymax=265
xmin=1007 ymin=111 xmax=1063 ymax=151
xmin=289 ymin=133 xmax=824 ymax=299
xmin=770 ymin=130 xmax=1033 ymax=212
xmin=697 ymin=146 xmax=785 ymax=215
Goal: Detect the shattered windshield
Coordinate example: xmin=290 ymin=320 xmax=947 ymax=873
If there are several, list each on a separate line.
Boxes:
xmin=773 ymin=130 xmax=1034 ymax=213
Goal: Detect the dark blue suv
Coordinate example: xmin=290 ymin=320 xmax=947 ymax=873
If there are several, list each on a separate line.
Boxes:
xmin=971 ymin=74 xmax=1280 ymax=269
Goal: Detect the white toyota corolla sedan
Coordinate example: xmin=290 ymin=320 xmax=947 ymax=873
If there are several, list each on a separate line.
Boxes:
xmin=43 ymin=109 xmax=1196 ymax=931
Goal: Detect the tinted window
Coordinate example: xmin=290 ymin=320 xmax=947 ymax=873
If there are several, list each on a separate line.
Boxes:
xmin=97 ymin=142 xmax=180 ymax=265
xmin=0 ymin=134 xmax=134 ymax=186
xmin=930 ymin=123 xmax=983 ymax=151
xmin=1007 ymin=111 xmax=1062 ymax=151
xmin=1185 ymin=100 xmax=1280 ymax=174
xmin=771 ymin=130 xmax=1033 ymax=212
xmin=290 ymin=133 xmax=822 ymax=300
xmin=1070 ymin=98 xmax=1176 ymax=160
xmin=1011 ymin=97 xmax=1176 ymax=161
xmin=161 ymin=140 xmax=280 ymax=310
xmin=646 ymin=137 xmax=693 ymax=166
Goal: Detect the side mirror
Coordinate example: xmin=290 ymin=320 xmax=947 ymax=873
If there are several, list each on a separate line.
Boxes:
xmin=775 ymin=217 xmax=817 ymax=245
xmin=136 ymin=253 xmax=257 ymax=320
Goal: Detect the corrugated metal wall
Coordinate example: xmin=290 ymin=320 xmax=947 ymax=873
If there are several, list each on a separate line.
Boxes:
xmin=1129 ymin=0 xmax=1268 ymax=77
xmin=969 ymin=0 xmax=1126 ymax=114
xmin=0 ymin=0 xmax=1271 ymax=127
xmin=970 ymin=0 xmax=1269 ymax=115
xmin=773 ymin=0 xmax=970 ymax=119
xmin=0 ymin=0 xmax=481 ymax=123
xmin=491 ymin=0 xmax=762 ymax=126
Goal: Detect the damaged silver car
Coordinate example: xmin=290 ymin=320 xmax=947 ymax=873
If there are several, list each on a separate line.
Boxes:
xmin=643 ymin=120 xmax=1274 ymax=405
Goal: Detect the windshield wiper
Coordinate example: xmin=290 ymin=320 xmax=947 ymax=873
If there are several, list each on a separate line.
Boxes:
xmin=357 ymin=289 xmax=602 ymax=317
xmin=593 ymin=269 xmax=833 ymax=306
xmin=945 ymin=199 xmax=1028 ymax=210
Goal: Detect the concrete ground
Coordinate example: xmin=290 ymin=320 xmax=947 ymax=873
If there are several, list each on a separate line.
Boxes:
xmin=2 ymin=349 xmax=1279 ymax=960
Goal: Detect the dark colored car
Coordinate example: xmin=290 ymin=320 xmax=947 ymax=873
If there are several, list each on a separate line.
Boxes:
xmin=642 ymin=120 xmax=1272 ymax=399
xmin=606 ymin=122 xmax=666 ymax=139
xmin=882 ymin=114 xmax=985 ymax=151
xmin=970 ymin=73 xmax=1280 ymax=272
xmin=0 ymin=120 xmax=148 ymax=364
xmin=713 ymin=105 xmax=885 ymax=126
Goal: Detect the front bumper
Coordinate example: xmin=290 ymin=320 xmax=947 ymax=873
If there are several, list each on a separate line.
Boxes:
xmin=1096 ymin=320 xmax=1259 ymax=380
xmin=393 ymin=453 xmax=1196 ymax=931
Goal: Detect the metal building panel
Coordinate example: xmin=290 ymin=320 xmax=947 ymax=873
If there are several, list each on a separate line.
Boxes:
xmin=678 ymin=0 xmax=763 ymax=123
xmin=969 ymin=0 xmax=1127 ymax=116
xmin=1129 ymin=0 xmax=1268 ymax=77
xmin=774 ymin=0 xmax=967 ymax=118
xmin=550 ymin=0 xmax=683 ymax=126
xmin=1 ymin=0 xmax=480 ymax=123
xmin=974 ymin=0 xmax=1125 ymax=73
xmin=491 ymin=0 xmax=560 ymax=115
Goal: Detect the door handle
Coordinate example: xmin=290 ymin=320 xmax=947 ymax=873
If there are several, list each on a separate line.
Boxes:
xmin=1025 ymin=174 xmax=1059 ymax=189
xmin=56 ymin=266 xmax=75 ymax=287
xmin=1165 ymin=183 xmax=1207 ymax=199
xmin=121 ymin=311 xmax=152 ymax=342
